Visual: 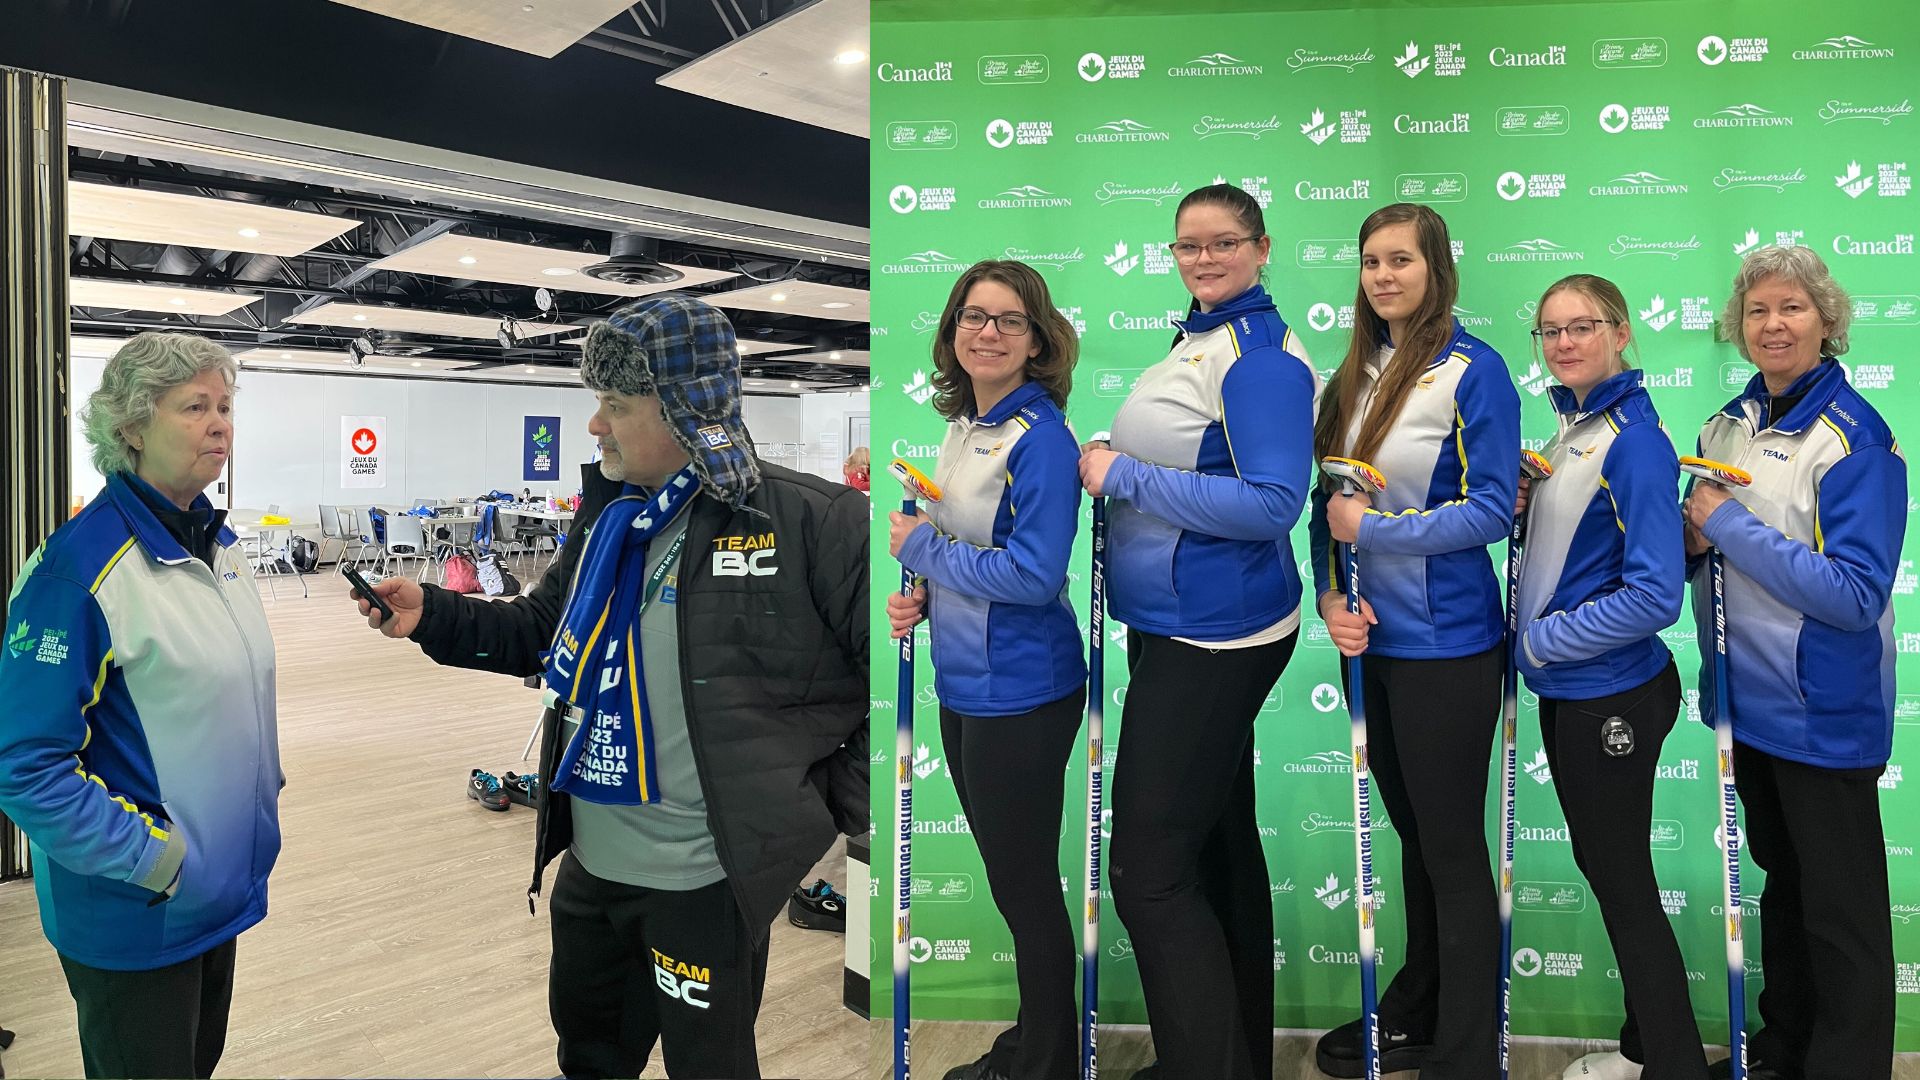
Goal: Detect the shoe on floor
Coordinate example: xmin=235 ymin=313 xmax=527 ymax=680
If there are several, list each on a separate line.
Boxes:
xmin=788 ymin=879 xmax=847 ymax=932
xmin=468 ymin=768 xmax=510 ymax=811
xmin=1314 ymin=1016 xmax=1433 ymax=1077
xmin=940 ymin=1052 xmax=1008 ymax=1080
xmin=1564 ymin=1050 xmax=1641 ymax=1079
xmin=502 ymin=770 xmax=542 ymax=808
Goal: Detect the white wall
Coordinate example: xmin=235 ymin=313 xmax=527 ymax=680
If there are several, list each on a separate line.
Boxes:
xmin=227 ymin=371 xmax=606 ymax=515
xmin=66 ymin=346 xmax=865 ymax=515
xmin=744 ymin=390 xmax=870 ymax=482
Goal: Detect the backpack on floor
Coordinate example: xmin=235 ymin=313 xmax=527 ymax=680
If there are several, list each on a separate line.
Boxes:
xmin=443 ymin=553 xmax=482 ymax=594
xmin=474 ymin=552 xmax=519 ymax=597
xmin=289 ymin=536 xmax=319 ymax=573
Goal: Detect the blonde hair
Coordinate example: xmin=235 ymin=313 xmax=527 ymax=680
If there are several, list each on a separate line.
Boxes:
xmin=1533 ymin=274 xmax=1638 ymax=371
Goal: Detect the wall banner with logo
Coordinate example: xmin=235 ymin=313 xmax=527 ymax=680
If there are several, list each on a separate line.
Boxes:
xmin=870 ymin=0 xmax=1920 ymax=1047
xmin=524 ymin=415 xmax=561 ymax=482
xmin=341 ymin=415 xmax=387 ymax=489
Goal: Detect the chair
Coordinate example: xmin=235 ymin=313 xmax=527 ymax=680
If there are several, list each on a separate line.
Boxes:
xmin=336 ymin=508 xmax=374 ymax=568
xmin=316 ymin=504 xmax=344 ymax=566
xmin=492 ymin=508 xmax=533 ymax=570
xmin=380 ymin=515 xmax=430 ymax=579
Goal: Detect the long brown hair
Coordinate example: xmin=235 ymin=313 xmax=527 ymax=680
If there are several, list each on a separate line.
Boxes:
xmin=1311 ymin=203 xmax=1461 ymax=471
xmin=930 ymin=260 xmax=1078 ymax=420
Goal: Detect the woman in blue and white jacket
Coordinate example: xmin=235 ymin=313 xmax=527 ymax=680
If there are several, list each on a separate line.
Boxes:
xmin=0 ymin=333 xmax=281 ymax=1080
xmin=1515 ymin=275 xmax=1704 ymax=1080
xmin=1307 ymin=203 xmax=1520 ymax=1080
xmin=1682 ymin=246 xmax=1905 ymax=1080
xmin=1079 ymin=182 xmax=1319 ymax=1080
xmin=888 ymin=259 xmax=1086 ymax=1080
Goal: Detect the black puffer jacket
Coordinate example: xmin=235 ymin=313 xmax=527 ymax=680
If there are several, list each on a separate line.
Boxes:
xmin=409 ymin=460 xmax=869 ymax=943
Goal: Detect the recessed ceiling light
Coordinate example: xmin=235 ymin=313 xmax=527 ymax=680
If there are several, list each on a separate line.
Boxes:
xmin=541 ymin=266 xmax=576 ymax=277
xmin=352 ymin=314 xmax=368 ymax=321
xmin=821 ymin=301 xmax=852 ymax=309
xmin=769 ymin=292 xmax=788 ymax=302
xmin=457 ymin=255 xmax=478 ymax=266
xmin=525 ymin=367 xmax=537 ymax=374
xmin=829 ymin=350 xmax=842 ymax=360
xmin=279 ymin=352 xmax=292 ymax=359
xmin=735 ymin=344 xmax=747 ymax=353
xmin=167 ymin=298 xmax=186 ymax=306
xmin=237 ymin=227 xmax=260 ymax=239
xmin=790 ymin=381 xmax=801 ymax=389
xmin=834 ymin=48 xmax=867 ymax=65
xmin=411 ymin=361 xmax=422 ymax=368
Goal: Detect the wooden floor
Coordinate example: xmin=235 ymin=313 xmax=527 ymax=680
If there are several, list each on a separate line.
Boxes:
xmin=0 ymin=566 xmax=861 ymax=1079
xmin=870 ymin=1021 xmax=1920 ymax=1079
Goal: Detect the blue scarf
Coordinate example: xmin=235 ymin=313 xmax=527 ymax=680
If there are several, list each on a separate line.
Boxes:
xmin=546 ymin=466 xmax=700 ymax=805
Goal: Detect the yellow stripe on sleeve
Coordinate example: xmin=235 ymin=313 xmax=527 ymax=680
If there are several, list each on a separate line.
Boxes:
xmin=91 ymin=539 xmax=137 ymax=593
xmin=1819 ymin=414 xmax=1853 ymax=455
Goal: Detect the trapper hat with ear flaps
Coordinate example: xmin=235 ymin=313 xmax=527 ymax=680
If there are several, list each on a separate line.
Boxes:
xmin=580 ymin=295 xmax=759 ymax=508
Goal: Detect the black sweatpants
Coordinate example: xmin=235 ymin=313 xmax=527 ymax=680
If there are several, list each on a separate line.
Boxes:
xmin=1339 ymin=644 xmax=1502 ymax=1080
xmin=940 ymin=687 xmax=1086 ymax=1080
xmin=1734 ymin=742 xmax=1894 ymax=1080
xmin=1540 ymin=660 xmax=1707 ymax=1080
xmin=1110 ymin=629 xmax=1296 ymax=1080
xmin=58 ymin=937 xmax=237 ymax=1080
xmin=548 ymin=856 xmax=770 ymax=1079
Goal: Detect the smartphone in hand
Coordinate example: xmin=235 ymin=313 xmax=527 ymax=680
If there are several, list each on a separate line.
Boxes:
xmin=340 ymin=565 xmax=393 ymax=623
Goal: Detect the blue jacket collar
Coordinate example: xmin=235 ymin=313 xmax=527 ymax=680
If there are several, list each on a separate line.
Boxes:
xmin=1376 ymin=316 xmax=1469 ymax=369
xmin=1174 ymin=284 xmax=1275 ymax=336
xmin=107 ymin=472 xmax=235 ymax=565
xmin=1728 ymin=357 xmax=1844 ymax=433
xmin=1549 ymin=367 xmax=1643 ymax=419
xmin=972 ymin=379 xmax=1051 ymax=426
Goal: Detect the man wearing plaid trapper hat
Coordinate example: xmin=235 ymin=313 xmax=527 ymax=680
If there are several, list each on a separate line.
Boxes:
xmin=353 ymin=295 xmax=870 ymax=1079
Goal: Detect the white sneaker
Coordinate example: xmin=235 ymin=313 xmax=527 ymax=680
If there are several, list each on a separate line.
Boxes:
xmin=1562 ymin=1051 xmax=1642 ymax=1079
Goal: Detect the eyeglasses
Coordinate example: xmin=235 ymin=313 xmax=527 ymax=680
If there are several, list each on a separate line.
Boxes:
xmin=1530 ymin=317 xmax=1618 ymax=344
xmin=1167 ymin=235 xmax=1263 ymax=264
xmin=955 ymin=307 xmax=1032 ymax=336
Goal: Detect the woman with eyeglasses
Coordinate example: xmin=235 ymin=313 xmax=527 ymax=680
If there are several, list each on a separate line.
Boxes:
xmin=1514 ymin=275 xmax=1703 ymax=1080
xmin=1079 ymin=182 xmax=1319 ymax=1080
xmin=889 ymin=260 xmax=1086 ymax=1080
xmin=1306 ymin=203 xmax=1519 ymax=1080
xmin=1684 ymin=246 xmax=1902 ymax=1080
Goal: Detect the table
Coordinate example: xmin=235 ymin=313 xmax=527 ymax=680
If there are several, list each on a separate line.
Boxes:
xmin=227 ymin=514 xmax=317 ymax=600
xmin=496 ymin=506 xmax=577 ymax=522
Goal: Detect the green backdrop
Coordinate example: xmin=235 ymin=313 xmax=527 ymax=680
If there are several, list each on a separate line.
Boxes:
xmin=869 ymin=0 xmax=1920 ymax=1048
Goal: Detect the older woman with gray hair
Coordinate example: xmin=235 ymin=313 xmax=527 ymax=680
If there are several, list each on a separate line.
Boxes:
xmin=0 ymin=332 xmax=281 ymax=1079
xmin=1681 ymin=246 xmax=1904 ymax=1080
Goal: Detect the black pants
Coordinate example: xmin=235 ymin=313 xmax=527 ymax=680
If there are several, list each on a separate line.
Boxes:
xmin=1339 ymin=644 xmax=1502 ymax=1080
xmin=1541 ymin=661 xmax=1707 ymax=1080
xmin=941 ymin=688 xmax=1086 ymax=1080
xmin=58 ymin=937 xmax=237 ymax=1080
xmin=1733 ymin=742 xmax=1894 ymax=1080
xmin=549 ymin=856 xmax=770 ymax=1079
xmin=1110 ymin=629 xmax=1296 ymax=1080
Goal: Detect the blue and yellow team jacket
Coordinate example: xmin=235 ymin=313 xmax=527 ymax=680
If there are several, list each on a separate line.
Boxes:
xmin=1692 ymin=359 xmax=1906 ymax=769
xmin=1310 ymin=320 xmax=1521 ymax=658
xmin=0 ymin=472 xmax=282 ymax=970
xmin=901 ymin=380 xmax=1087 ymax=716
xmin=1105 ymin=285 xmax=1319 ymax=640
xmin=1516 ymin=369 xmax=1685 ymax=700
